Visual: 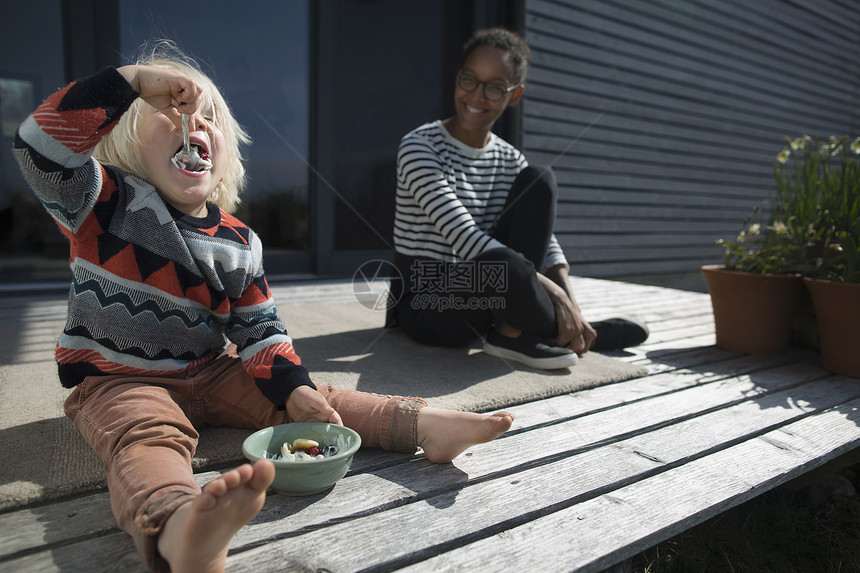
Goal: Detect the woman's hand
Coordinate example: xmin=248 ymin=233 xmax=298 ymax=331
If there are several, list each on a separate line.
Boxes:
xmin=538 ymin=266 xmax=597 ymax=354
xmin=285 ymin=385 xmax=343 ymax=425
xmin=117 ymin=64 xmax=203 ymax=114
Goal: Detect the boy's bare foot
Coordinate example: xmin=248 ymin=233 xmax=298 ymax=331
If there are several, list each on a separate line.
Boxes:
xmin=417 ymin=407 xmax=514 ymax=463
xmin=157 ymin=459 xmax=275 ymax=573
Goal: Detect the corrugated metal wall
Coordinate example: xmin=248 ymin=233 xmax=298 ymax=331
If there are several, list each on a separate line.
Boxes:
xmin=522 ymin=0 xmax=860 ymax=283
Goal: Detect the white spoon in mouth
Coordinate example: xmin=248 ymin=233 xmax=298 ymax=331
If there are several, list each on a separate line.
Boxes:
xmin=171 ymin=113 xmax=212 ymax=172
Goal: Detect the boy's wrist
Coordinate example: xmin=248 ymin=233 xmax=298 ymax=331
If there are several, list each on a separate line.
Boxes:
xmin=117 ymin=65 xmax=139 ymax=93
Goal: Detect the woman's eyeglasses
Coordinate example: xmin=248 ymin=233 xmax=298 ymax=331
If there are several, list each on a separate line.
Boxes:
xmin=456 ymin=71 xmax=520 ymax=102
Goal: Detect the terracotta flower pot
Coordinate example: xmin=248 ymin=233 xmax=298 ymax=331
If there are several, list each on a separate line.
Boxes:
xmin=804 ymin=277 xmax=860 ymax=378
xmin=701 ymin=265 xmax=805 ymax=355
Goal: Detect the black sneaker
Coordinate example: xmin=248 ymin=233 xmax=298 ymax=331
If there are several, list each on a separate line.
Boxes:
xmin=591 ymin=317 xmax=649 ymax=351
xmin=482 ymin=328 xmax=578 ymax=370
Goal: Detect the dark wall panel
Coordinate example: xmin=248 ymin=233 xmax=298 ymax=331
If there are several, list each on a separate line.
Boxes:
xmin=522 ymin=0 xmax=860 ymax=279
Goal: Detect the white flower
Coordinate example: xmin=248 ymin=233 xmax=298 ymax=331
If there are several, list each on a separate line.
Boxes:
xmin=851 ymin=137 xmax=860 ymax=155
xmin=749 ymin=224 xmax=761 ymax=236
xmin=771 ymin=221 xmax=788 ymax=235
xmin=825 ymin=135 xmax=842 ymax=156
xmin=776 ymin=147 xmax=791 ymax=164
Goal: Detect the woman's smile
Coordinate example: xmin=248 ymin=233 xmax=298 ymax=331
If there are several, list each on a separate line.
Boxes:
xmin=444 ymin=45 xmax=523 ymax=148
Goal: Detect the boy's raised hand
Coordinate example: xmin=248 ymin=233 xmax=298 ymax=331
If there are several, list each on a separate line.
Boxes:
xmin=286 ymin=386 xmax=343 ymax=425
xmin=117 ymin=64 xmax=203 ymax=114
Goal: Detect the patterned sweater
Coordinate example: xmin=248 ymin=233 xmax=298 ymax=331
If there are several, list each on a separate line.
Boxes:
xmin=394 ymin=120 xmax=566 ymax=268
xmin=13 ymin=67 xmax=314 ymax=406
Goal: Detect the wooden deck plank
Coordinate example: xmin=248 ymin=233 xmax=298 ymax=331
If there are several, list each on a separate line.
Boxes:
xmin=1 ymin=278 xmax=856 ymax=573
xmin=0 ymin=349 xmax=835 ymax=557
xmin=218 ymin=376 xmax=860 ymax=572
xmin=8 ymin=355 xmax=851 ymax=572
xmin=402 ymin=396 xmax=860 ymax=573
xmin=0 ymin=492 xmax=117 ymax=559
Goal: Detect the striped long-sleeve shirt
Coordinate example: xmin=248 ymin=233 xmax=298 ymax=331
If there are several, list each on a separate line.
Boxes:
xmin=393 ymin=120 xmax=566 ymax=268
xmin=13 ymin=67 xmax=313 ymax=406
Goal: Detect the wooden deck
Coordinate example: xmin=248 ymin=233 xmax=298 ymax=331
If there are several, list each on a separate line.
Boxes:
xmin=1 ymin=277 xmax=859 ymax=572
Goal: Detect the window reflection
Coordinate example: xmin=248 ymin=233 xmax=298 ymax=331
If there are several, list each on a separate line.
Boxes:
xmin=120 ymin=0 xmax=311 ymax=252
xmin=0 ymin=0 xmax=68 ymax=282
xmin=328 ymin=1 xmax=447 ymax=251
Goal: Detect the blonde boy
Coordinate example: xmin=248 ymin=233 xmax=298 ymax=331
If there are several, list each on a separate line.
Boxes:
xmin=14 ymin=44 xmax=513 ymax=572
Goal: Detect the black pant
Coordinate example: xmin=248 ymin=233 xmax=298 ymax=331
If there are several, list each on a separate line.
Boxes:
xmin=393 ymin=165 xmax=560 ymax=347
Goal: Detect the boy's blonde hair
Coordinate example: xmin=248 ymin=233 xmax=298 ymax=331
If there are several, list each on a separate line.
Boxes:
xmin=94 ymin=41 xmax=250 ymax=213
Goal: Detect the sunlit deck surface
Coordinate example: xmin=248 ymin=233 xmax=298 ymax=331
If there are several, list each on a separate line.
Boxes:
xmin=1 ymin=277 xmax=858 ymax=572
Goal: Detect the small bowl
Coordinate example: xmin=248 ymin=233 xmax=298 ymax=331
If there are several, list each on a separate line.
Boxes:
xmin=243 ymin=422 xmax=361 ymax=496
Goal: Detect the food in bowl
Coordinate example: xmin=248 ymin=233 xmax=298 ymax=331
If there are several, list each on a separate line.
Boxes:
xmin=259 ymin=436 xmax=343 ymax=461
xmin=242 ymin=422 xmax=361 ymax=496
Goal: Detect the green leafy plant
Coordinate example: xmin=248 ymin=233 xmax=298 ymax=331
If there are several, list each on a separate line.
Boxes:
xmin=774 ymin=135 xmax=860 ymax=282
xmin=718 ymin=135 xmax=860 ymax=280
xmin=717 ymin=205 xmax=806 ymax=275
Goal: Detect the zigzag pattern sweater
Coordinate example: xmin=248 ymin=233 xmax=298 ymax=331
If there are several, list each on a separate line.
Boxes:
xmin=13 ymin=67 xmax=314 ymax=406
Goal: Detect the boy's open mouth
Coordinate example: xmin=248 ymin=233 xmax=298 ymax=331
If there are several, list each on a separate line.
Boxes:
xmin=172 ymin=142 xmax=213 ymax=172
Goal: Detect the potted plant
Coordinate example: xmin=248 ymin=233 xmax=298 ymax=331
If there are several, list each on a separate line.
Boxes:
xmin=702 ymin=204 xmax=806 ymax=355
xmin=785 ymin=135 xmax=860 ymax=378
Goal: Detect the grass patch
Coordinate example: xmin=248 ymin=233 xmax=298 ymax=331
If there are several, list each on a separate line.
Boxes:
xmin=632 ymin=464 xmax=860 ymax=573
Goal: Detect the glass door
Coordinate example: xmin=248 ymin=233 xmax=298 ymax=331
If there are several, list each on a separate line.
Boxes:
xmin=119 ymin=0 xmax=313 ymax=276
xmin=0 ymin=0 xmax=522 ymax=285
xmin=311 ymin=0 xmax=487 ymax=276
xmin=0 ymin=1 xmax=69 ymax=285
